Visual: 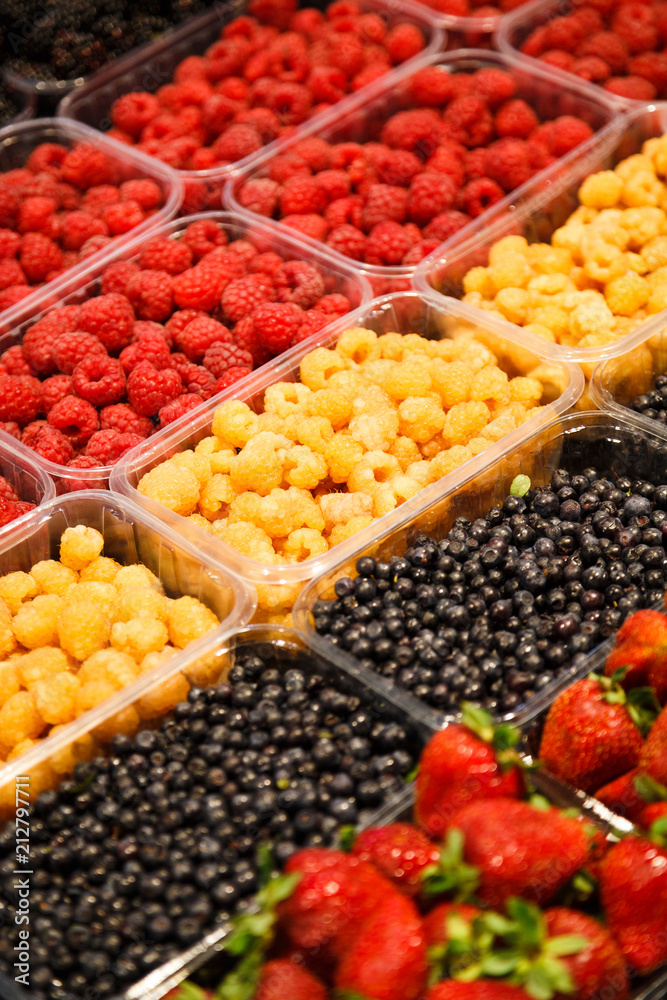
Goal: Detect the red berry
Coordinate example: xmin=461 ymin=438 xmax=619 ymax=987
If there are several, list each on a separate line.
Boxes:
xmin=78 ymin=294 xmax=135 ymax=352
xmin=112 ymin=92 xmax=161 ymax=136
xmin=275 ymin=261 xmax=325 ymax=309
xmin=99 ymin=403 xmax=152 ymax=437
xmin=214 ymin=366 xmax=252 ymax=392
xmin=365 ymin=220 xmax=412 ymax=266
xmin=408 ymin=172 xmax=457 ymax=226
xmin=605 ymin=75 xmax=657 ymax=100
xmin=444 ymin=96 xmax=494 ymax=148
xmin=202 ymin=341 xmax=254 ymax=378
xmin=327 ymin=224 xmax=367 ymax=260
xmin=52 ymin=331 xmax=108 ymax=375
xmin=279 ymin=175 xmax=327 ymax=216
xmin=251 ymin=302 xmax=303 ymax=354
xmin=0 ymin=498 xmax=35 ymax=527
xmin=221 ymin=274 xmax=276 ymax=322
xmin=47 ymin=394 xmax=99 ymax=448
xmin=118 ymin=179 xmax=163 ymax=210
xmin=423 ymin=210 xmax=471 ymax=243
xmin=19 ymin=232 xmax=63 ymax=283
xmin=461 ymin=177 xmax=505 ymax=217
xmin=176 ymin=316 xmax=233 ymax=362
xmin=119 ymin=333 xmax=171 ymax=373
xmin=0 ymin=345 xmax=32 ymax=377
xmin=385 ymin=22 xmax=424 ymax=63
xmin=0 ymin=475 xmax=19 ymax=501
xmin=85 ymin=429 xmax=145 ymax=465
xmin=41 ymin=374 xmax=74 ymax=414
xmin=72 ymin=355 xmax=127 ymax=407
xmin=157 ymin=393 xmax=204 ymax=428
xmin=125 ymin=270 xmax=173 ymax=322
xmin=0 ymin=374 xmax=41 ymax=426
xmin=237 ymin=178 xmax=281 ymax=216
xmin=579 ymin=32 xmax=628 ymax=73
xmin=127 ymin=362 xmax=183 ymax=416
xmin=181 ymin=219 xmax=228 ymax=260
xmin=361 ymin=184 xmax=408 ymax=231
xmin=316 ymin=293 xmax=351 ymax=316
xmin=23 ymin=422 xmax=74 ymax=465
xmin=100 ymin=260 xmax=140 ymax=296
xmin=281 ymin=214 xmax=330 ymax=242
xmin=485 ymin=138 xmax=533 ymax=192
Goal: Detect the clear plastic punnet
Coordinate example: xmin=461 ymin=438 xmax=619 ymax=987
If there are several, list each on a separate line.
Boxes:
xmin=56 ymin=0 xmax=444 ymax=215
xmin=414 ymin=104 xmax=667 ymax=372
xmin=227 ymin=48 xmax=619 ymax=297
xmin=0 ymin=428 xmax=55 ymax=531
xmin=111 ymin=290 xmax=584 ymax=623
xmin=0 ymin=117 xmax=183 ymax=335
xmin=0 ymin=210 xmax=370 ymax=492
xmin=590 ymin=327 xmax=667 ymax=439
xmin=293 ymin=409 xmax=667 ymax=730
xmin=0 ymin=489 xmax=256 ymax=812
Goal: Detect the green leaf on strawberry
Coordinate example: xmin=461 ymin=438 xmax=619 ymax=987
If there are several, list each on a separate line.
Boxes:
xmin=421 ymin=827 xmax=481 ymax=900
xmin=166 ymin=983 xmax=210 ymax=1000
xmin=633 ymin=773 xmax=667 ymax=803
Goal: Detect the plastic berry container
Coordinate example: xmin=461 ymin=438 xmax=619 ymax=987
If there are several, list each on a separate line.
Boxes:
xmin=0 ymin=622 xmax=429 ymax=1000
xmin=291 ymin=409 xmax=667 ymax=731
xmin=111 ymin=290 xmax=583 ymax=624
xmin=0 ymin=117 xmax=183 ymax=337
xmin=0 ymin=428 xmax=56 ymax=529
xmin=227 ymin=48 xmax=619 ymax=297
xmin=590 ymin=326 xmax=667 ymax=436
xmin=0 ymin=210 xmax=370 ymax=493
xmin=1 ymin=76 xmax=36 ymax=127
xmin=0 ymin=489 xmax=256 ymax=812
xmin=56 ymin=0 xmax=444 ymax=216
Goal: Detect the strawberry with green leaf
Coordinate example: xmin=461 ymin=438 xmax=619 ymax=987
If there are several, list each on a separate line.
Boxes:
xmin=415 ymin=705 xmax=524 ymax=838
xmin=604 ymin=608 xmax=667 ymax=693
xmin=350 ymin=822 xmax=441 ymax=897
xmin=638 ymin=701 xmax=667 ymax=786
xmin=253 ymin=959 xmax=327 ymax=1000
xmin=593 ymin=768 xmax=647 ymax=821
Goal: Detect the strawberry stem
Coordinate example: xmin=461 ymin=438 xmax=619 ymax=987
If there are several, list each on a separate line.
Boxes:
xmin=421 ymin=827 xmax=481 ymax=901
xmin=633 ymin=773 xmax=667 ymax=803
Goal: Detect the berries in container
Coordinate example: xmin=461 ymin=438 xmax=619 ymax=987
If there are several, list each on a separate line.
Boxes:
xmin=57 ymin=0 xmax=443 ymax=215
xmin=0 ymin=622 xmax=425 ymax=1000
xmin=498 ymin=0 xmax=667 ymax=104
xmin=0 ymin=211 xmax=369 ymax=491
xmin=0 ymin=428 xmax=55 ymax=529
xmin=0 ymin=117 xmax=182 ymax=337
xmin=591 ymin=326 xmax=667 ymax=443
xmin=111 ymin=291 xmax=582 ymax=625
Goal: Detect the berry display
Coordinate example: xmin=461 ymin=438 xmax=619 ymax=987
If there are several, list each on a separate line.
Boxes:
xmin=312 ymin=463 xmax=667 ymax=718
xmin=0 ymin=471 xmax=35 ymax=526
xmin=0 ymin=141 xmax=166 ymax=313
xmin=234 ymin=64 xmax=594 ymax=270
xmin=631 ymin=372 xmax=667 ymax=426
xmin=2 ymin=220 xmax=352 ymax=475
xmin=0 ymin=640 xmax=420 ymax=998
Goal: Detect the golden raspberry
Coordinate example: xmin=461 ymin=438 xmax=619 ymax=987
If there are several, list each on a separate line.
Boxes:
xmin=622 ymin=207 xmax=665 ymax=249
xmin=398 ymin=396 xmax=445 ymax=443
xmin=570 ymin=293 xmax=615 ymax=339
xmin=75 ymin=679 xmax=117 ymax=717
xmin=319 ymin=491 xmax=373 ymax=531
xmin=114 ymin=564 xmax=163 ymax=592
xmin=428 ymin=445 xmax=473 ymax=481
xmin=347 ymin=452 xmax=401 ymax=492
xmin=138 ymin=459 xmax=201 ymax=516
xmin=229 ymin=432 xmax=291 ymax=495
xmin=406 ymin=460 xmax=432 ymax=487
xmin=488 ymin=253 xmax=532 ymax=292
xmin=255 ymin=412 xmax=285 ymax=436
xmin=528 ymin=246 xmax=574 ymax=275
xmin=188 ymin=514 xmax=214 ymax=532
xmin=359 ymin=359 xmax=395 ymax=388
xmin=57 ymin=601 xmax=111 ymax=661
xmin=0 ymin=691 xmax=45 ymax=747
xmin=16 ymin=648 xmax=73 ymax=689
xmin=279 ymin=528 xmax=328 ymax=563
xmin=469 ymin=367 xmax=510 ymax=408
xmin=463 ymin=266 xmax=494 ymax=297
xmin=377 ymin=332 xmax=407 ymax=360
xmin=389 ymin=435 xmax=421 ymax=470
xmin=622 ymin=171 xmax=663 ymax=208
xmin=78 ymin=649 xmax=139 ymax=688
xmin=30 ymin=559 xmax=79 ymax=595
xmin=112 ymin=585 xmax=168 ymax=623
xmin=33 ymin=673 xmax=80 ymax=725
xmin=264 ymin=382 xmax=312 ymax=417
xmin=348 ymin=409 xmax=399 ymax=452
xmin=215 ymin=520 xmax=276 ymax=562
xmin=299 ymin=347 xmax=347 ymax=391
xmin=326 ymin=369 xmax=367 ymax=400
xmin=13 ymin=594 xmax=64 ymax=649
xmin=509 ymin=376 xmax=543 ymax=407
xmin=337 ymin=327 xmax=381 ymax=364
xmin=79 ymin=557 xmax=121 ymax=584
xmin=350 ymin=383 xmax=392 ymax=415
xmin=59 ymin=525 xmax=105 ymax=571
xmin=200 ymin=474 xmax=237 ymax=520
xmin=307 ymin=388 xmax=351 ymax=429
xmin=0 ymin=572 xmax=39 ymax=614
xmin=442 ymin=401 xmax=491 ymax=446
xmin=388 ymin=474 xmax=420 ymax=504
xmin=94 ymin=705 xmax=141 ymax=743
xmin=195 ymin=436 xmax=237 ymax=475
xmin=283 ymin=445 xmax=328 ymax=490
xmin=138 ymin=658 xmax=189 ymax=720
xmin=324 ymin=434 xmax=365 ymax=483
xmin=0 ymin=599 xmax=15 ymax=657
xmin=167 ymin=596 xmax=219 ymax=648
xmin=384 ymin=358 xmax=432 ymax=399
xmin=111 ymin=617 xmax=169 ymax=662
xmin=450 ymin=338 xmax=495 ymax=374
xmin=47 ymin=726 xmax=98 ymax=775
xmin=66 ymin=582 xmax=117 ymax=617
xmin=604 ymin=272 xmax=648 ymax=315
xmin=328 ymin=516 xmax=373 ymax=547
xmin=495 ymin=287 xmax=529 ymax=324
xmin=295 ymin=416 xmax=334 ymax=454
xmin=0 ymin=663 xmax=20 ymax=707
xmin=228 ymin=486 xmax=324 ymax=537
xmin=481 ymin=412 xmax=517 ymax=442
xmin=371 ymin=484 xmax=397 ymax=517
xmin=578 ymin=171 xmax=623 ymax=209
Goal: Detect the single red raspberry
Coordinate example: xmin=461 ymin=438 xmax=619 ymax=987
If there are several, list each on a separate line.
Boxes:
xmin=41 ymin=375 xmax=74 ymax=414
xmin=0 ymin=475 xmax=19 ymax=501
xmin=268 ymin=82 xmax=312 ymax=126
xmin=326 ymin=224 xmax=367 ymax=260
xmin=570 ymin=56 xmax=611 ymax=81
xmin=407 ymin=173 xmax=457 ymax=227
xmin=250 ymin=302 xmax=303 ymax=355
xmin=385 ymin=23 xmax=424 ymax=64
xmin=0 ymin=498 xmax=35 ymax=527
xmin=279 ymin=175 xmax=327 ymax=216
xmin=131 ymin=320 xmax=171 ymax=347
xmin=72 ymin=355 xmax=126 ymax=407
xmin=485 ymin=138 xmax=533 ymax=192
xmin=112 ymin=92 xmax=161 ymax=136
xmin=361 ymin=184 xmax=408 ymax=231
xmin=176 ymin=316 xmax=233 ymax=362
xmin=495 ymin=99 xmax=539 ymax=140
xmin=52 ymin=331 xmax=107 ymax=375
xmin=364 ymin=221 xmax=412 ymax=266
xmin=99 ymin=403 xmax=152 ymax=437
xmin=249 ymin=252 xmax=286 ymax=279
xmin=118 ymin=179 xmax=163 ymax=211
xmin=0 ymin=287 xmax=33 ymax=310
xmin=0 ymin=346 xmax=31 ymax=378
xmin=212 ymin=123 xmax=264 ymax=162
xmin=292 ymin=137 xmax=332 ymax=172
xmin=165 ymin=309 xmax=207 ymax=341
xmin=280 ymin=214 xmax=330 ymax=242
xmin=65 ymin=453 xmax=105 ymax=488
xmin=542 ymin=14 xmax=586 ymax=51
xmin=85 ymin=429 xmax=145 ymax=465
xmin=547 ymin=117 xmax=594 ymax=156
xmin=47 ymin=394 xmax=99 ymax=448
xmin=324 ymin=195 xmax=364 ymax=230
xmin=221 ymin=274 xmax=276 ymax=323
xmin=60 ymin=211 xmax=108 ymax=252
xmin=103 ymin=201 xmax=145 ymax=236
xmin=604 ymin=75 xmax=657 ymax=100
xmin=540 ymin=50 xmax=575 ymax=71
xmin=461 ymin=177 xmax=505 ymax=217
xmin=180 ymin=220 xmax=228 ymax=261
xmin=157 ymin=394 xmax=204 ymax=428
xmin=125 ymin=270 xmax=173 ymax=322
xmin=226 ymin=240 xmax=258 ymax=267
xmin=232 ymin=315 xmax=271 ymax=368
xmin=612 ymin=2 xmax=658 ymax=52
xmin=21 ymin=308 xmax=80 ymax=374
xmin=293 ymin=309 xmax=330 ymax=342
xmin=23 ymin=423 xmax=73 ymax=465
xmin=443 ymin=96 xmax=494 ymax=149
xmin=18 ymin=232 xmax=63 ymax=283
xmin=409 ymin=67 xmax=454 ymax=107
xmin=171 ymin=267 xmax=223 ymax=311
xmin=119 ymin=333 xmax=171 ymax=374
xmin=308 ymin=65 xmax=347 ymax=103
xmin=214 ymin=367 xmax=253 ymax=392
xmin=78 ymin=293 xmax=135 ymax=353
xmin=423 ymin=210 xmax=471 ymax=242
xmin=61 ymin=144 xmax=116 ymax=189
xmin=326 ymin=32 xmax=364 ymax=78
xmin=267 ymin=153 xmax=311 ymax=184
xmin=372 ymin=150 xmax=420 ymax=188
xmin=80 ymin=184 xmax=120 ymax=216
xmin=235 ymin=108 xmax=282 ymax=144
xmin=237 ymin=178 xmax=281 ymax=217
xmin=127 ymin=362 xmax=184 ymax=416
xmin=79 ymin=234 xmax=113 ymax=259
xmin=177 ymin=363 xmax=218 ymax=399
xmin=100 ymin=260 xmax=140 ymax=296
xmin=0 ymin=229 xmax=21 ymax=259
xmin=315 ymin=169 xmax=351 ymax=202
xmin=202 ymin=342 xmax=254 ymax=378
xmin=578 ymin=32 xmax=628 ymax=73
xmin=380 ymin=109 xmax=441 ymax=155
xmin=16 ymin=196 xmax=58 ymax=237
xmin=0 ymin=374 xmax=41 ymax=426
xmin=627 ymin=52 xmax=667 ymax=93
xmin=25 ymin=143 xmax=67 ymax=175
xmin=0 ymin=186 xmax=20 ymax=229
xmin=0 ymin=422 xmax=21 ymax=440
xmin=274 ymin=261 xmax=326 ymax=309
xmin=316 ymin=293 xmax=351 ymax=316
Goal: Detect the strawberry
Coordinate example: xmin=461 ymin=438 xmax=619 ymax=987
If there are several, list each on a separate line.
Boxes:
xmin=604 ymin=608 xmax=667 ymax=691
xmin=639 ymin=702 xmax=667 ymax=786
xmin=423 ymin=902 xmax=482 ymax=948
xmin=637 ymin=801 xmax=667 ymax=829
xmin=599 ymin=822 xmax=667 ymax=975
xmin=594 ymin=768 xmax=647 ymax=821
xmin=254 ymin=959 xmax=327 ymax=1000
xmin=425 ymin=982 xmax=531 ymax=999
xmin=538 ymin=674 xmax=654 ymax=793
xmin=444 ymin=798 xmax=589 ymax=908
xmin=333 ymin=891 xmax=428 ymax=1000
xmin=351 ymin=822 xmax=440 ymax=897
xmin=542 ymin=908 xmax=629 ymax=1000
xmin=415 ymin=705 xmax=524 ymax=838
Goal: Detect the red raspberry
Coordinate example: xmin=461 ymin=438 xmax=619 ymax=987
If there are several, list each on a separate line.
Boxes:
xmin=221 ymin=275 xmax=276 ymax=323
xmin=0 ymin=498 xmax=35 ymax=526
xmin=80 ymin=184 xmax=120 ymax=216
xmin=402 ymin=239 xmax=441 ymax=266
xmin=137 ymin=237 xmax=193 ymax=276
xmin=99 ymin=403 xmax=152 ymax=437
xmin=80 ymin=234 xmax=113 ymax=259
xmin=47 ymin=395 xmax=99 ymax=448
xmin=25 ymin=143 xmax=67 ymax=175
xmin=100 ymin=260 xmax=140 ymax=296
xmin=251 ymin=302 xmax=303 ymax=355
xmin=316 ymin=293 xmax=351 ymax=316
xmin=540 ymin=50 xmax=575 ymax=71
xmin=238 ymin=178 xmax=281 ymax=217
xmin=267 ymin=82 xmax=312 ymax=126
xmin=495 ymin=99 xmax=539 ymax=140
xmin=52 ymin=331 xmax=107 ymax=375
xmin=326 ymin=224 xmax=367 ymax=260
xmin=485 ymin=138 xmax=533 ymax=192
xmin=112 ymin=93 xmax=161 ymax=136
xmin=119 ymin=333 xmax=171 ymax=374
xmin=132 ymin=320 xmax=170 ymax=346
xmin=308 ymin=65 xmax=347 ymax=103
xmin=212 ymin=123 xmax=264 ymax=163
xmin=0 ymin=287 xmax=33 ymax=310
xmin=548 ymin=117 xmax=594 ymax=156
xmin=374 ymin=150 xmax=421 ymax=188
xmin=179 ymin=221 xmax=228 ymax=264
xmin=0 ymin=374 xmax=41 ymax=426
xmin=409 ymin=67 xmax=454 ymax=107
xmin=125 ymin=270 xmax=173 ymax=322
xmin=85 ymin=429 xmax=145 ymax=465
xmin=468 ymin=68 xmax=515 ymax=108
xmin=365 ymin=221 xmax=411 ymax=266
xmin=66 ymin=454 xmax=105 ymax=487
xmin=127 ymin=362 xmax=184 ymax=416
xmin=235 ymin=108 xmax=282 ymax=144
xmin=59 ymin=211 xmax=107 ymax=251
xmin=19 ymin=232 xmax=63 ymax=283
xmin=578 ymin=33 xmax=628 ymax=73
xmin=461 ymin=177 xmax=505 ymax=217
xmin=275 ymin=261 xmax=326 ymax=309
xmin=176 ymin=316 xmax=233 ymax=362
xmin=79 ymin=294 xmax=135 ymax=353
xmin=571 ymin=56 xmax=611 ymax=81
xmin=443 ymin=97 xmax=494 ymax=149
xmin=0 ymin=422 xmax=21 ymax=440
xmin=0 ymin=186 xmax=20 ymax=229
xmin=177 ymin=364 xmax=218 ymax=399
xmin=118 ymin=179 xmax=163 ymax=211
xmin=16 ymin=196 xmax=58 ymax=236
xmin=212 ymin=367 xmax=251 ymax=393
xmin=612 ymin=2 xmax=658 ymax=52
xmin=327 ymin=32 xmax=364 ymax=78
xmin=72 ymin=355 xmax=126 ymax=407
xmin=605 ymin=75 xmax=657 ymax=99
xmin=157 ymin=394 xmax=204 ymax=428
xmin=232 ymin=315 xmax=271 ymax=368
xmin=61 ymin=144 xmax=115 ymax=189
xmin=100 ymin=201 xmax=142 ymax=236
xmin=628 ymin=52 xmax=667 ymax=93
xmin=0 ymin=475 xmax=19 ymax=501
xmin=385 ymin=23 xmax=424 ymax=63
xmin=542 ymin=14 xmax=586 ymax=51
xmin=249 ymin=252 xmax=286 ymax=279
xmin=293 ymin=309 xmax=330 ymax=342
xmin=407 ymin=173 xmax=457 ymax=227
xmin=0 ymin=346 xmax=32 ymax=377
xmin=281 ymin=214 xmax=330 ymax=242
xmin=267 ymin=153 xmax=311 ymax=185
xmin=227 ymin=240 xmax=258 ymax=267
xmin=41 ymin=375 xmax=74 ymax=414
xmin=361 ymin=184 xmax=408 ymax=231
xmin=0 ymin=259 xmax=27 ymax=291
xmin=202 ymin=342 xmax=254 ymax=378
xmin=311 ymin=170 xmax=348 ymax=203
xmin=292 ymin=138 xmax=332 ymax=172
xmin=279 ymin=175 xmax=327 ymax=216
xmin=423 ymin=210 xmax=471 ymax=243
xmin=165 ymin=309 xmax=206 ymax=341
xmin=172 ymin=267 xmax=224 ymax=311
xmin=23 ymin=423 xmax=73 ymax=465
xmin=0 ymin=229 xmax=21 ymax=259
xmin=380 ymin=109 xmax=441 ymax=155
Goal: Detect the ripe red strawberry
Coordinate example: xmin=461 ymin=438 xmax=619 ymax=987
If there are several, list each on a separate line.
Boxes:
xmin=351 ymin=822 xmax=440 ymax=896
xmin=599 ymin=826 xmax=667 ymax=975
xmin=538 ymin=674 xmax=650 ymax=793
xmin=639 ymin=703 xmax=667 ymax=787
xmin=594 ymin=768 xmax=647 ymax=822
xmin=415 ymin=706 xmax=523 ymax=837
xmin=423 ymin=902 xmax=482 ymax=947
xmin=425 ymin=983 xmax=531 ymax=999
xmin=254 ymin=959 xmax=327 ymax=1000
xmin=637 ymin=801 xmax=667 ymax=829
xmin=604 ymin=608 xmax=667 ymax=691
xmin=447 ymin=798 xmax=589 ymax=907
xmin=542 ymin=908 xmax=629 ymax=1000
xmin=333 ymin=891 xmax=428 ymax=1000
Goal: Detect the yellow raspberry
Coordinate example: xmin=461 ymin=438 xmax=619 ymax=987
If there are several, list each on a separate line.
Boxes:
xmin=648 ymin=281 xmax=667 ymax=313
xmin=377 ymin=332 xmax=408 ymax=360
xmin=389 ymin=474 xmax=421 ymax=504
xmin=111 ymin=617 xmax=169 ymax=662
xmin=469 ymin=367 xmax=510 ymax=408
xmin=347 ymin=452 xmax=402 ymax=492
xmin=430 ymin=360 xmax=472 ymax=409
xmin=328 ymin=516 xmax=374 ymax=547
xmin=578 ymin=171 xmax=623 ymax=209
xmin=65 ymin=582 xmax=117 ymax=617
xmin=570 ymin=293 xmax=615 ymax=339
xmin=495 ymin=287 xmax=529 ymax=325
xmin=406 ymin=460 xmax=432 ymax=487
xmin=528 ymin=246 xmax=574 ymax=275
xmin=12 ymin=594 xmax=64 ymax=649
xmin=228 ymin=487 xmax=324 ymax=537
xmin=442 ymin=401 xmax=491 ymax=446
xmin=15 ymin=648 xmax=72 ymax=689
xmin=283 ymin=444 xmax=329 ymax=490
xmin=199 ymin=473 xmax=237 ymax=520
xmin=389 ymin=435 xmax=421 ymax=470
xmin=229 ymin=432 xmax=291 ymax=495
xmin=279 ymin=528 xmax=328 ymax=563
xmin=264 ymin=382 xmax=312 ymax=418
xmin=0 ymin=598 xmax=15 ymax=657
xmin=462 ymin=266 xmax=494 ymax=297
xmin=47 ymin=726 xmax=98 ymax=775
xmin=428 ymin=445 xmax=473 ymax=481
xmin=622 ymin=207 xmax=665 ymax=249
xmin=212 ymin=399 xmax=258 ymax=447
xmin=296 ymin=416 xmax=334 ymax=454
xmin=167 ymin=596 xmax=219 ymax=648
xmin=195 ymin=436 xmax=237 ymax=475
xmin=509 ymin=376 xmax=543 ymax=407
xmin=138 ymin=459 xmax=201 ymax=516
xmin=137 ymin=658 xmax=189 ymax=720
xmin=324 ymin=435 xmax=364 ymax=483
xmin=299 ymin=347 xmax=347 ymax=391
xmin=188 ymin=513 xmax=214 ymax=533
xmin=30 ymin=559 xmax=78 ymax=595
xmin=350 ymin=383 xmax=392 ymax=416
xmin=79 ymin=557 xmax=121 ymax=584
xmin=326 ymin=369 xmax=367 ymax=401
xmin=604 ymin=271 xmax=649 ymax=315
xmin=59 ymin=525 xmax=104 ymax=571
xmin=74 ymin=678 xmax=117 ymax=715
xmin=359 ymin=359 xmax=396 ymax=387
xmin=307 ymin=387 xmax=351 ymax=429
xmin=622 ymin=170 xmax=663 ymax=208
xmin=398 ymin=396 xmax=445 ymax=443
xmin=348 ymin=409 xmax=399 ymax=452
xmin=319 ymin=492 xmax=373 ymax=531
xmin=215 ymin=520 xmax=276 ymax=562
xmin=114 ymin=564 xmax=163 ymax=592
xmin=0 ymin=572 xmax=39 ymax=614
xmin=57 ymin=601 xmax=111 ymax=661
xmin=450 ymin=338 xmax=496 ymax=374
xmin=488 ymin=253 xmax=533 ymax=292
xmin=32 ymin=673 xmax=80 ymax=725
xmin=384 ymin=358 xmax=432 ymax=399
xmin=336 ymin=326 xmax=382 ymax=364
xmin=112 ymin=585 xmax=168 ymax=624
xmin=78 ymin=649 xmax=140 ymax=688
xmin=481 ymin=412 xmax=517 ymax=442
xmin=0 ymin=691 xmax=44 ymax=747
xmin=0 ymin=663 xmax=20 ymax=707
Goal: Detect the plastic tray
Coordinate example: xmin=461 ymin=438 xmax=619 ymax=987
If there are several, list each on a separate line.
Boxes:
xmin=0 ymin=117 xmax=183 ymax=336
xmin=111 ymin=290 xmax=584 ymax=622
xmin=227 ymin=48 xmax=619 ymax=297
xmin=590 ymin=327 xmax=667 ymax=441
xmin=0 ymin=209 xmax=370 ymax=492
xmin=413 ymin=103 xmax=667 ymax=372
xmin=1 ymin=77 xmax=36 ymax=127
xmin=0 ymin=623 xmax=431 ymax=1000
xmin=57 ymin=0 xmax=444 ymax=215
xmin=0 ymin=489 xmax=256 ymax=810
xmin=0 ymin=429 xmax=55 ymax=528
xmin=292 ymin=409 xmax=667 ymax=731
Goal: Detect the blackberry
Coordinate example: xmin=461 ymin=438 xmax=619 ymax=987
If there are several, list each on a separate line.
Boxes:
xmin=0 ymin=642 xmax=419 ymax=999
xmin=313 ymin=464 xmax=667 ymax=719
